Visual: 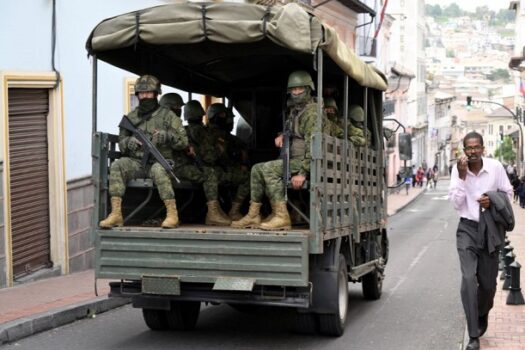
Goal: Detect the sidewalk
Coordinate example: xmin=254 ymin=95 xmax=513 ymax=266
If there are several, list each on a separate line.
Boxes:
xmin=0 ymin=271 xmax=127 ymax=344
xmin=478 ymin=201 xmax=525 ymax=350
xmin=387 ymin=184 xmax=426 ymax=217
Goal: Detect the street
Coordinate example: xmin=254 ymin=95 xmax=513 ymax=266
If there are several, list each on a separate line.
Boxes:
xmin=3 ymin=181 xmax=466 ymax=350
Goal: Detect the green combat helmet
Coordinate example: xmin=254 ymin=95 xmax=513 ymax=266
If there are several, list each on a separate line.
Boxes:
xmin=207 ymin=103 xmax=227 ymax=122
xmin=159 ymin=93 xmax=185 ymax=108
xmin=134 ymin=75 xmax=162 ymax=95
xmin=183 ymin=100 xmax=205 ymax=122
xmin=348 ymin=105 xmax=365 ymax=123
xmin=287 ymin=70 xmax=315 ymax=90
xmin=324 ymin=98 xmax=338 ymax=112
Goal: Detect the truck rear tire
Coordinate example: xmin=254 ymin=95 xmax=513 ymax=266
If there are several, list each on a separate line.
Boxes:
xmin=165 ymin=301 xmax=201 ymax=330
xmin=362 ymin=239 xmax=384 ymax=300
xmin=318 ymin=254 xmax=348 ymax=337
xmin=142 ymin=308 xmax=169 ymax=330
xmin=293 ymin=312 xmax=318 ymax=334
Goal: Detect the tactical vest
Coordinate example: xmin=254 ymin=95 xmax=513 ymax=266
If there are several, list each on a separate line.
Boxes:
xmin=288 ymin=103 xmax=314 ymax=159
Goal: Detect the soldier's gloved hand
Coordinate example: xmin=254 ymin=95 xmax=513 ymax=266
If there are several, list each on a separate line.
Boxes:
xmin=127 ymin=136 xmax=142 ymax=152
xmin=152 ymin=130 xmax=169 ymax=146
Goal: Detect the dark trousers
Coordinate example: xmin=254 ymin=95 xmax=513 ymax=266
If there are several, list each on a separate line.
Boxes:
xmin=456 ymin=219 xmax=499 ymax=338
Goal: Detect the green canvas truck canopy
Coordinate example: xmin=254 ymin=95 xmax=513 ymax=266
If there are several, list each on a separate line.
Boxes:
xmin=86 ymin=2 xmax=387 ymax=95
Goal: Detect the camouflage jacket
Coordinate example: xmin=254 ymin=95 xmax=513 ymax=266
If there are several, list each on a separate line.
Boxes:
xmin=182 ymin=123 xmax=217 ymax=166
xmin=118 ymin=106 xmax=188 ymax=161
xmin=207 ymin=124 xmax=248 ymax=167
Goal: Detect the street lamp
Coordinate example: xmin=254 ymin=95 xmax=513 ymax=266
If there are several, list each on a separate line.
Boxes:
xmin=466 ymin=96 xmax=524 ymax=171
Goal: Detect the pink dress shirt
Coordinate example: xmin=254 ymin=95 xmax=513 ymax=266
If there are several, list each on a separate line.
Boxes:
xmin=448 ymin=157 xmax=513 ymax=222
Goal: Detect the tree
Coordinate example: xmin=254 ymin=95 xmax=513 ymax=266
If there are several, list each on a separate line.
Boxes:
xmin=494 ymin=136 xmax=516 ymax=163
xmin=425 ymin=4 xmax=442 ymax=17
xmin=443 ymin=3 xmax=463 ymax=17
xmin=487 ymin=69 xmax=510 ymax=82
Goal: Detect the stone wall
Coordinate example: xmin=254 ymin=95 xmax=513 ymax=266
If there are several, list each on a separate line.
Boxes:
xmin=67 ymin=176 xmax=95 ymax=273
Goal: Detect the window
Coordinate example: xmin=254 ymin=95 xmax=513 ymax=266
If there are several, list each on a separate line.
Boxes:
xmin=124 ymin=77 xmax=139 ymax=114
xmin=488 ymin=124 xmax=493 ymax=135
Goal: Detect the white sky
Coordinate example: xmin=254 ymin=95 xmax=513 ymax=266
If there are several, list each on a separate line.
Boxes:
xmin=425 ymin=0 xmax=511 ymax=12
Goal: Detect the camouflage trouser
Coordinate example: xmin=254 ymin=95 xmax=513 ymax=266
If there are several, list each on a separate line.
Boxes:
xmin=108 ymin=157 xmax=174 ymax=200
xmin=215 ymin=165 xmax=250 ymax=200
xmin=250 ymin=159 xmax=302 ymax=203
xmin=174 ymin=164 xmax=219 ymax=201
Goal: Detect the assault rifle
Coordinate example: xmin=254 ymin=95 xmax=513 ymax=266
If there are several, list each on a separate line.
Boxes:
xmin=118 ymin=115 xmax=181 ymax=183
xmin=281 ymin=111 xmax=291 ymax=201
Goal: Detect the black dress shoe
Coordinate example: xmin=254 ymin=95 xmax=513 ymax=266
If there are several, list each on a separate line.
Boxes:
xmin=466 ymin=337 xmax=480 ymax=350
xmin=479 ymin=313 xmax=489 ymax=337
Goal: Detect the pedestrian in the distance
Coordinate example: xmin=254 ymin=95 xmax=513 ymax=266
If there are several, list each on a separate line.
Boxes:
xmin=448 ymin=131 xmax=514 ymax=350
xmin=404 ymin=175 xmax=412 ymax=195
xmin=518 ymin=176 xmax=525 ymax=208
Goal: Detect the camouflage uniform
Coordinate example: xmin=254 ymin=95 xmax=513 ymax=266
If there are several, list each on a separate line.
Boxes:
xmin=173 ymin=122 xmax=220 ymax=201
xmin=101 ymin=74 xmax=187 ymax=229
xmin=109 ymin=106 xmax=188 ymax=200
xmin=324 ymin=98 xmax=365 ymax=146
xmin=250 ymin=97 xmax=320 ymax=203
xmin=208 ymin=123 xmax=250 ymax=200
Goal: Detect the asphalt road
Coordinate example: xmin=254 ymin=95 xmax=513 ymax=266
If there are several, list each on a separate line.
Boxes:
xmin=4 ymin=181 xmax=466 ymax=350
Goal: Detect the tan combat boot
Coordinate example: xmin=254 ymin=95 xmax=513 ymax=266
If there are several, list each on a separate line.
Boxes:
xmin=99 ymin=197 xmax=124 ymax=228
xmin=162 ymin=199 xmax=179 ymax=228
xmin=259 ymin=201 xmax=291 ymax=231
xmin=228 ymin=199 xmax=245 ymax=221
xmin=261 ymin=202 xmax=276 ymax=224
xmin=206 ymin=200 xmax=232 ymax=226
xmin=231 ymin=202 xmax=262 ymax=228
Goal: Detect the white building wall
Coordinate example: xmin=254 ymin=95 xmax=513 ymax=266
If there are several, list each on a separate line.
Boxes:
xmin=1 ymin=0 xmax=170 ymax=180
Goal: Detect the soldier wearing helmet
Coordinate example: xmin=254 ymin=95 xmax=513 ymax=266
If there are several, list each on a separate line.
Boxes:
xmin=348 ymin=105 xmax=369 ymax=147
xmin=232 ymin=70 xmax=334 ymax=230
xmin=159 ymin=92 xmax=185 ymax=117
xmin=170 ymin=100 xmax=231 ymax=226
xmin=207 ymin=103 xmax=250 ymax=220
xmin=100 ymin=75 xmax=188 ymax=229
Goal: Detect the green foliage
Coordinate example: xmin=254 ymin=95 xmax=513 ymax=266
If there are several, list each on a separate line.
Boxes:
xmin=443 ymin=3 xmax=463 ymax=17
xmin=446 ymin=49 xmax=455 ymax=58
xmin=494 ymin=136 xmax=516 ymax=163
xmin=425 ymin=4 xmax=442 ymax=17
xmin=487 ymin=69 xmax=511 ymax=82
xmin=424 ymin=4 xmax=514 ymax=27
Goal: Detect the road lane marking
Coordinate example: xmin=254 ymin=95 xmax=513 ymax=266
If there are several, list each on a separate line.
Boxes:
xmin=389 ymin=245 xmax=429 ymax=294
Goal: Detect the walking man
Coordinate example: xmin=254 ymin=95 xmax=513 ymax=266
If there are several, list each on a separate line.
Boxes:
xmin=448 ymin=131 xmax=513 ymax=350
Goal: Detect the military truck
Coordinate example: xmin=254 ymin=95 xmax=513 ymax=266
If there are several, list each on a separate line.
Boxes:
xmin=87 ymin=2 xmax=405 ymax=337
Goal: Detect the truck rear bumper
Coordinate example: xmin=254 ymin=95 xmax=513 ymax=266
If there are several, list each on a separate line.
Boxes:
xmin=109 ymin=280 xmax=311 ymax=309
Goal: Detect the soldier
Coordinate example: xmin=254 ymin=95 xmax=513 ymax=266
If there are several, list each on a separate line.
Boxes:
xmin=348 ymin=105 xmax=368 ymax=146
xmin=231 ymin=70 xmax=320 ymax=230
xmin=174 ymin=100 xmax=231 ymax=225
xmin=324 ymin=97 xmax=340 ymax=124
xmin=99 ymin=75 xmax=188 ymax=229
xmin=207 ymin=103 xmax=250 ymax=220
xmin=159 ymin=92 xmax=185 ymax=118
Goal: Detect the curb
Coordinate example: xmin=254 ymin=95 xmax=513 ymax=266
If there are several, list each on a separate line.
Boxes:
xmin=388 ymin=188 xmax=427 ymax=217
xmin=0 ymin=296 xmax=130 ymax=345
